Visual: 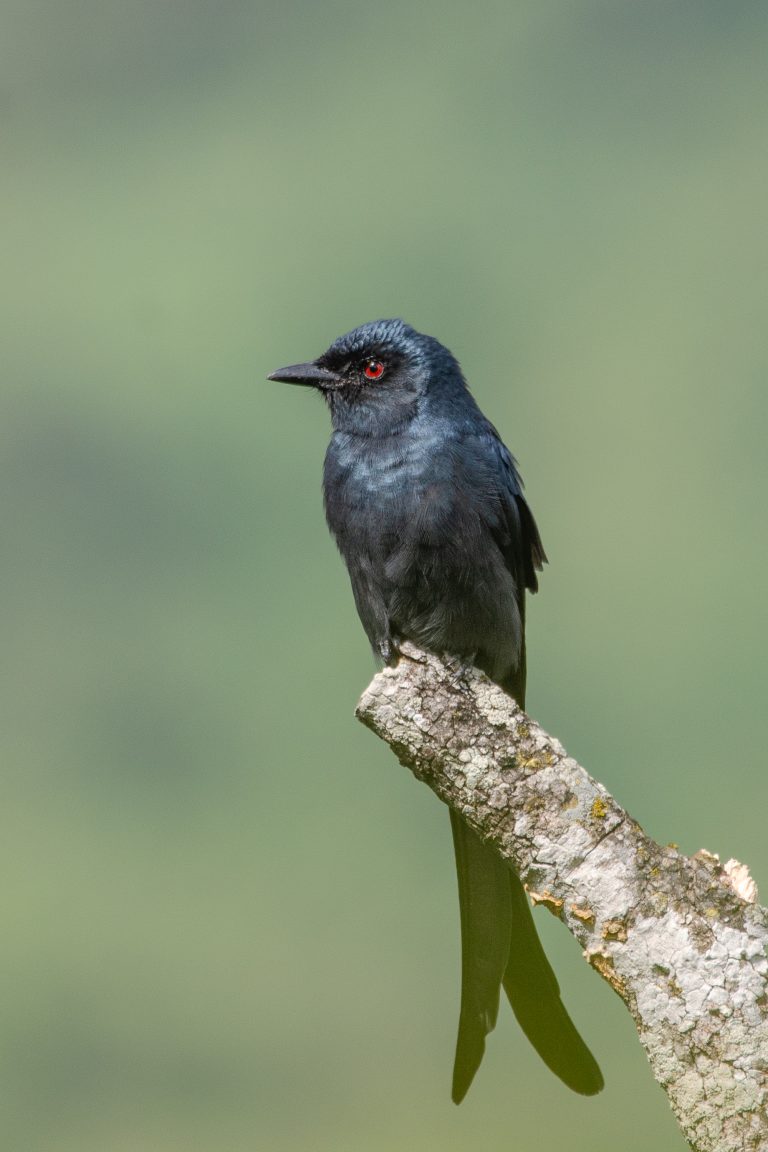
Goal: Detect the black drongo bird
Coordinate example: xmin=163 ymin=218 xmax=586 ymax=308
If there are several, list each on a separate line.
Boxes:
xmin=268 ymin=319 xmax=603 ymax=1101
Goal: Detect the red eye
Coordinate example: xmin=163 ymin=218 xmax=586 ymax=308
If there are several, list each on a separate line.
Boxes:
xmin=363 ymin=360 xmax=385 ymax=380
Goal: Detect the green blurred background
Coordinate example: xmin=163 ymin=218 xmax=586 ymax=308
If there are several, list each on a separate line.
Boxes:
xmin=2 ymin=2 xmax=766 ymax=1149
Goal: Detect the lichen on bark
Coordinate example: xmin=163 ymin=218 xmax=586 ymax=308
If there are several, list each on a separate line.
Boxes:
xmin=356 ymin=644 xmax=768 ymax=1152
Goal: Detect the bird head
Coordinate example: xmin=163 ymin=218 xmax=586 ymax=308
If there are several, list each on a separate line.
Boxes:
xmin=268 ymin=319 xmax=467 ymax=434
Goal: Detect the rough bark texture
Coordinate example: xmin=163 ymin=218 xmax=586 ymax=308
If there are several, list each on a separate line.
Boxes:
xmin=356 ymin=645 xmax=768 ymax=1152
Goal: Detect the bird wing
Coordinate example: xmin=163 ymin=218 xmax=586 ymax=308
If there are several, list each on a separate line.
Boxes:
xmin=479 ymin=425 xmax=547 ymax=594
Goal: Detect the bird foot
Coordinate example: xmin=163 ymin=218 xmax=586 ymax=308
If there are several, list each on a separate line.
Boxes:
xmin=442 ymin=651 xmax=477 ymax=690
xmin=378 ymin=636 xmax=400 ymax=666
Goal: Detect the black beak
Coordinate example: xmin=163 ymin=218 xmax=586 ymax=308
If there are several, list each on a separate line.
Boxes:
xmin=267 ymin=361 xmax=341 ymax=389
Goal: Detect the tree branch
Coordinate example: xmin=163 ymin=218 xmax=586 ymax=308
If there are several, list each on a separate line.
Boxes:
xmin=356 ymin=644 xmax=768 ymax=1152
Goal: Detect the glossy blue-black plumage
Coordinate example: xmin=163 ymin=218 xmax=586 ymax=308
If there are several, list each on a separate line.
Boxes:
xmin=322 ymin=321 xmax=544 ymax=680
xmin=269 ymin=319 xmax=602 ymax=1101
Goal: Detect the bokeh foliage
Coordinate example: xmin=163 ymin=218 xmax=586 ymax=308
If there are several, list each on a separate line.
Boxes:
xmin=2 ymin=2 xmax=767 ymax=1149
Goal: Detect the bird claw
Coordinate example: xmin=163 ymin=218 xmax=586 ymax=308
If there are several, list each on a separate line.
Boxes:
xmin=442 ymin=651 xmax=477 ymax=689
xmin=378 ymin=636 xmax=400 ymax=666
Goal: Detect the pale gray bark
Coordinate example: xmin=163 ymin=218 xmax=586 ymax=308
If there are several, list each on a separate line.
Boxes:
xmin=356 ymin=644 xmax=768 ymax=1152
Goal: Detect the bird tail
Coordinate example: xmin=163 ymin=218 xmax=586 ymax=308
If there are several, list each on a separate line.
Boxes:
xmin=449 ymin=813 xmax=603 ymax=1101
xmin=449 ymin=808 xmax=510 ymax=1103
xmin=502 ymin=860 xmax=604 ymax=1095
